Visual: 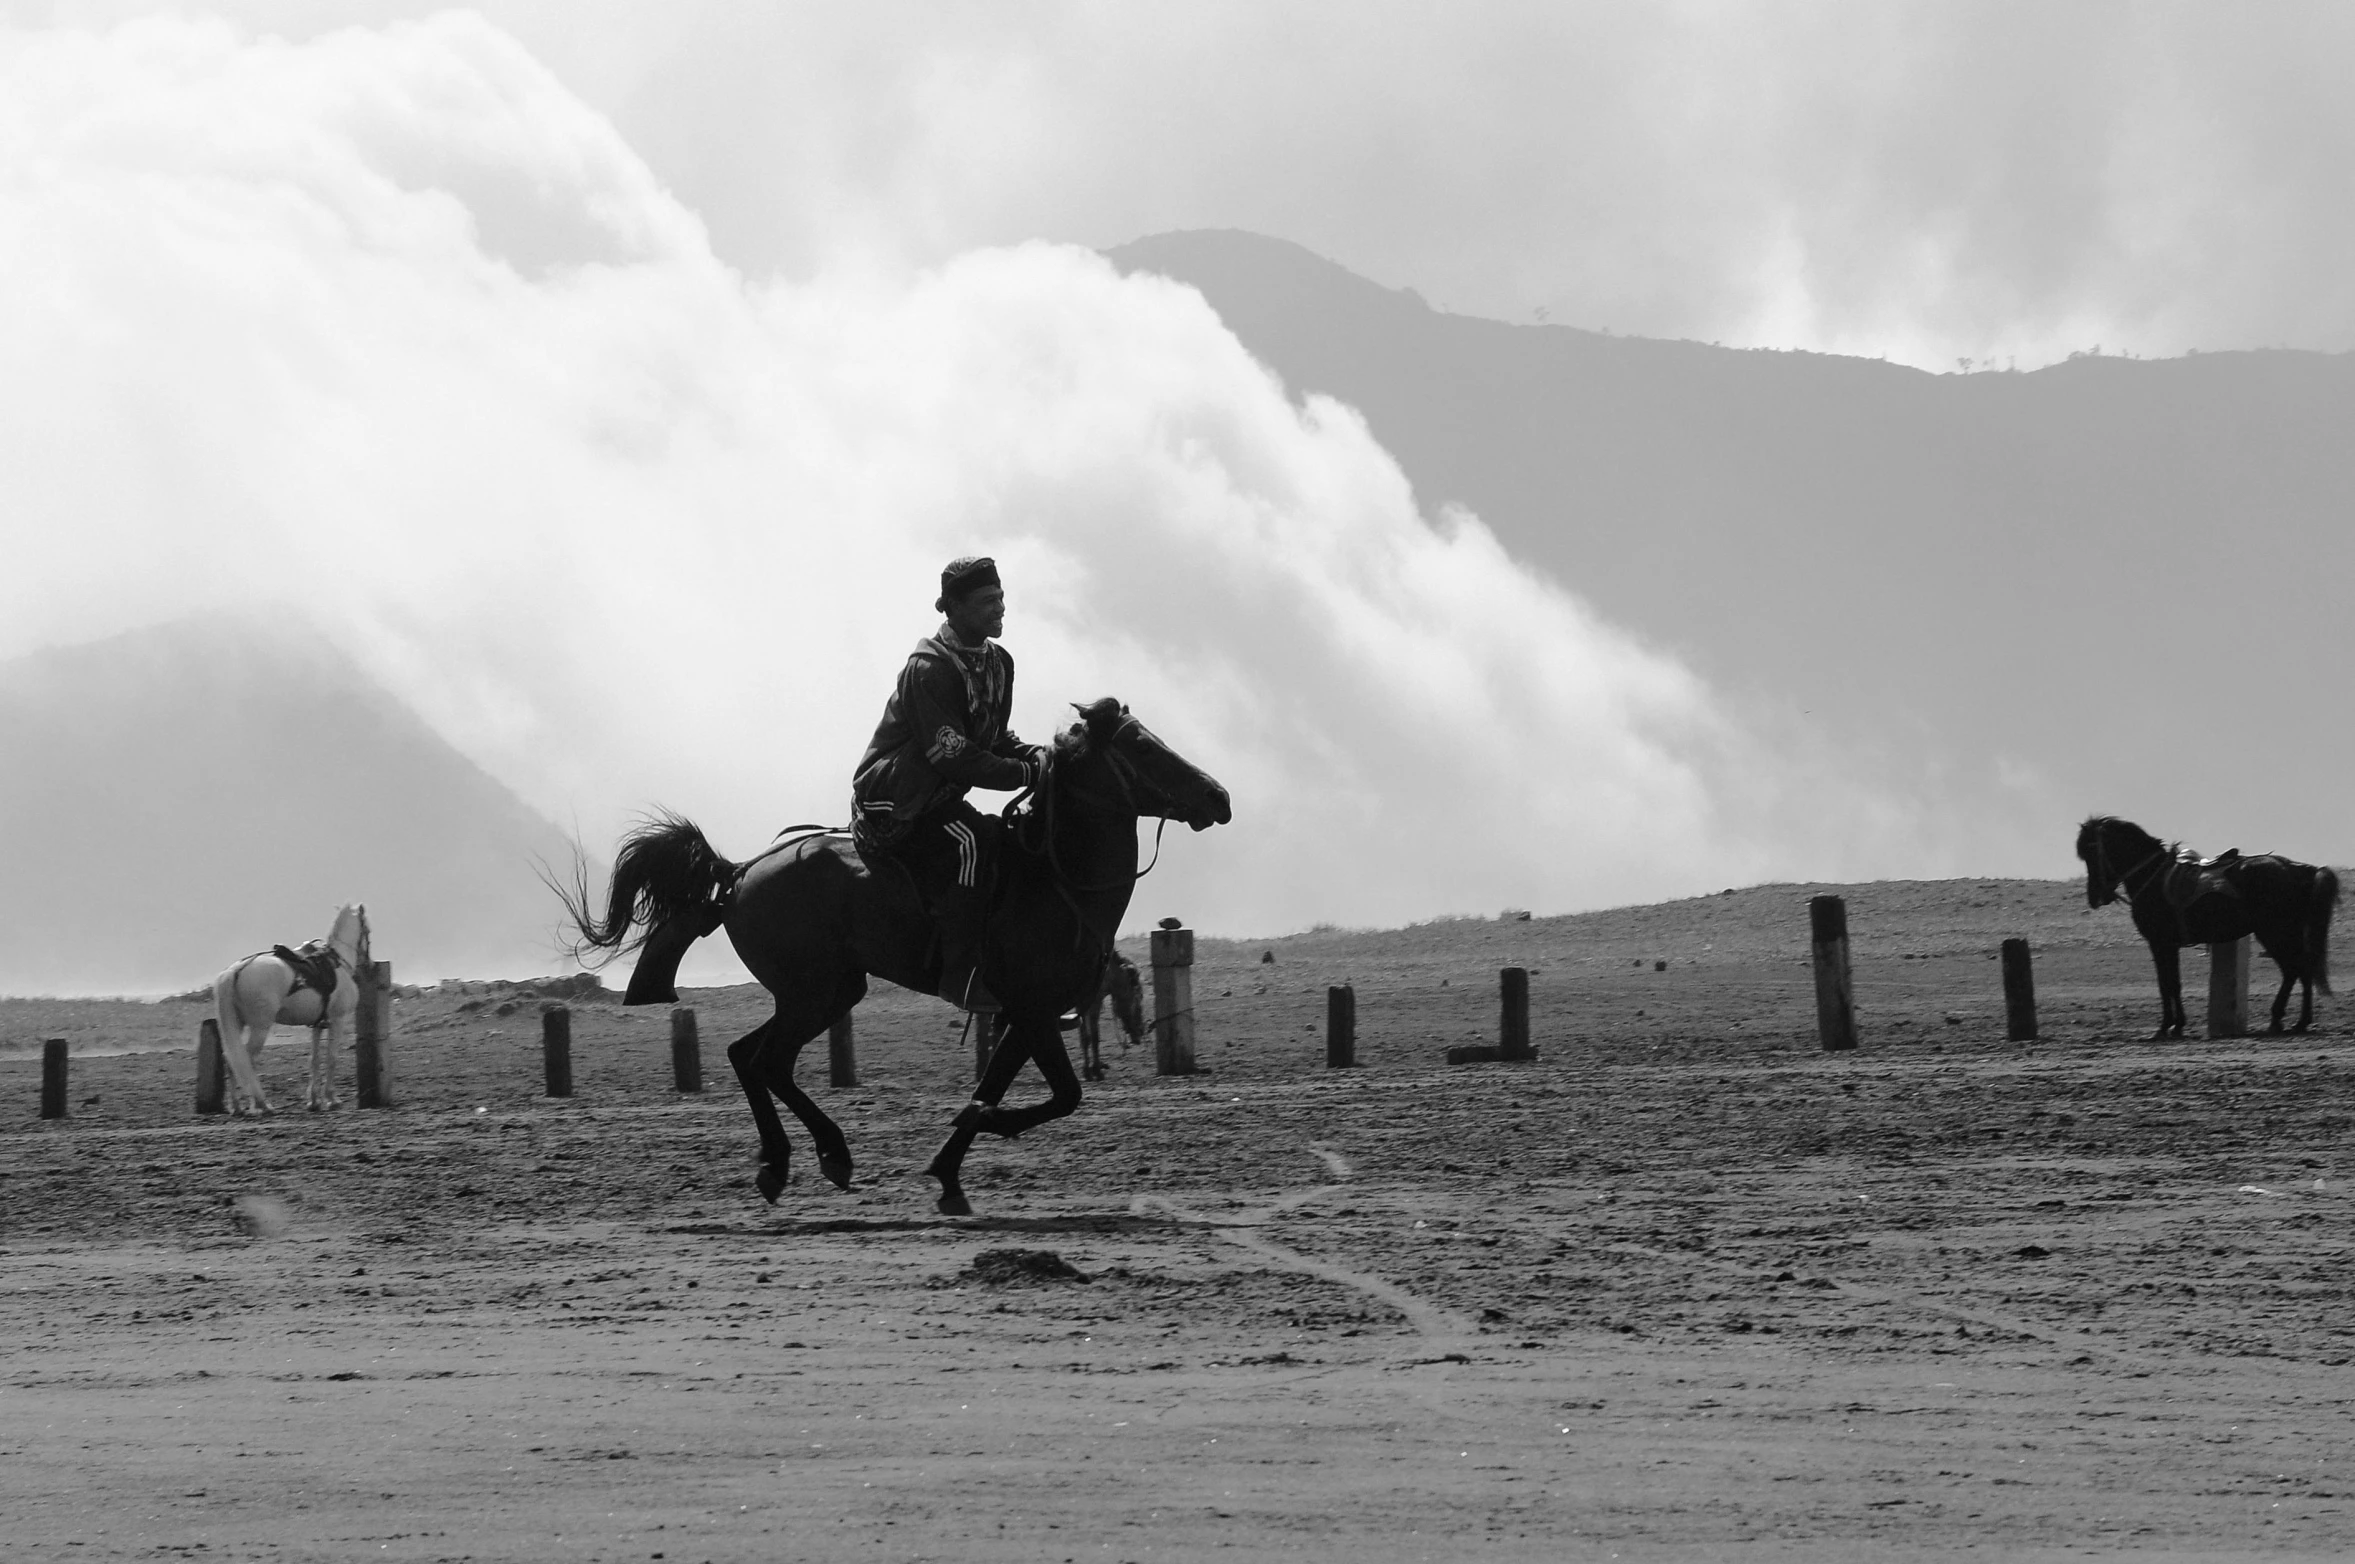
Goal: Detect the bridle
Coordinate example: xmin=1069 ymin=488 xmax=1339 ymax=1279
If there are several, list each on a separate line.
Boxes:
xmin=1012 ymin=719 xmax=1188 ymax=950
xmin=2087 ymin=825 xmax=2168 ymax=905
xmin=1018 ymin=720 xmax=1184 ymax=888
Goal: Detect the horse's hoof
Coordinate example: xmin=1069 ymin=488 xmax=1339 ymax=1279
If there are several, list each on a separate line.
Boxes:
xmin=754 ymin=1165 xmax=787 ymax=1205
xmin=936 ymin=1190 xmax=972 ymax=1217
xmin=819 ymin=1156 xmax=854 ymax=1192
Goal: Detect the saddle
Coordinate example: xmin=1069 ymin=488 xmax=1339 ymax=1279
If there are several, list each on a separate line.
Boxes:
xmin=272 ymin=941 xmax=341 ymax=998
xmin=2160 ymin=847 xmax=2243 ymax=909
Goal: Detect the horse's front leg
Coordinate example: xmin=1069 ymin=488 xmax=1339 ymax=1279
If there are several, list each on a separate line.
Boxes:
xmin=925 ymin=1016 xmax=1049 ymax=1216
xmin=306 ymin=1017 xmax=344 ymax=1110
xmin=2151 ymin=942 xmax=2185 ymax=1039
xmin=974 ymin=1013 xmax=1084 ymax=1140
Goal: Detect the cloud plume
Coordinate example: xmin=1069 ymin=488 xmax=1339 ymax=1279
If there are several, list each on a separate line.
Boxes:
xmin=0 ymin=15 xmax=2035 ymax=980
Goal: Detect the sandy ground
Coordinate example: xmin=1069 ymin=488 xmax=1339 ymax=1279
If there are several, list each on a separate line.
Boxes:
xmin=4 ymin=877 xmax=2353 ymax=1561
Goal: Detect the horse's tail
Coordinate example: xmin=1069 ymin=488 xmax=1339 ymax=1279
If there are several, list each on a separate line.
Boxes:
xmin=212 ymin=960 xmax=244 ymax=1038
xmin=2309 ymin=867 xmax=2339 ymax=995
xmin=550 ymin=810 xmax=738 ymax=963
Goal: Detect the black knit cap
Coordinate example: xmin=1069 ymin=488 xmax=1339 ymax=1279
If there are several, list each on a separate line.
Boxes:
xmin=939 ymin=555 xmax=1001 ymax=603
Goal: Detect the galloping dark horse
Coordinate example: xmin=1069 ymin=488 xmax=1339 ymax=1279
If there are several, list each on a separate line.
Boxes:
xmin=557 ymin=699 xmax=1230 ymax=1214
xmin=2076 ymin=816 xmax=2338 ymax=1039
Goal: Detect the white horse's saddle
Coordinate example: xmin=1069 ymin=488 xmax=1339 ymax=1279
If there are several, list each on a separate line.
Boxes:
xmin=272 ymin=941 xmax=340 ymax=997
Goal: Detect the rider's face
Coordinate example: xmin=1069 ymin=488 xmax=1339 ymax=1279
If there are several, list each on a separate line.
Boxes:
xmin=947 ymin=584 xmax=1006 ymax=643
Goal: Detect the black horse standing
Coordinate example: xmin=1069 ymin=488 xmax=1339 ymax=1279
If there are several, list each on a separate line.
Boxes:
xmin=557 ymin=699 xmax=1230 ymax=1214
xmin=2076 ymin=816 xmax=2338 ymax=1038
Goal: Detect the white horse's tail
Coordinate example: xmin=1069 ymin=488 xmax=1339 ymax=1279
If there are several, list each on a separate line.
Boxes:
xmin=212 ymin=958 xmax=247 ymax=1041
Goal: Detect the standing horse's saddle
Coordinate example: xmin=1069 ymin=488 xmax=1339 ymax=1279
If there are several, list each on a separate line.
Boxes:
xmin=273 ymin=941 xmax=340 ymax=999
xmin=2161 ymin=848 xmax=2243 ymax=909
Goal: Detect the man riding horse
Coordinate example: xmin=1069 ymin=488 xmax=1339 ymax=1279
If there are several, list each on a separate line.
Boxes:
xmin=851 ymin=555 xmax=1045 ymax=1013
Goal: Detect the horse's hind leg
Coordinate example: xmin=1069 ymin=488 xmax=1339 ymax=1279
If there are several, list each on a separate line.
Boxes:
xmin=728 ymin=977 xmax=863 ymax=1203
xmin=306 ymin=1024 xmax=330 ymax=1109
xmin=2269 ymin=964 xmax=2297 ymax=1034
xmin=728 ymin=1019 xmax=798 ymax=1203
xmin=764 ymin=986 xmax=862 ymax=1192
xmin=212 ymin=969 xmax=275 ymax=1115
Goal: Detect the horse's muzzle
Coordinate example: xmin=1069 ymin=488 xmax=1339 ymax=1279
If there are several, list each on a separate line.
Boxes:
xmin=1187 ymin=786 xmax=1233 ymax=831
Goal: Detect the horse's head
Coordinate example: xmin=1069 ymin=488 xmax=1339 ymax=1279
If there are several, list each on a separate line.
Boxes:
xmin=1062 ymin=698 xmax=1232 ymax=831
xmin=330 ymin=903 xmax=370 ymax=966
xmin=2076 ymin=816 xmax=2162 ymax=909
xmin=2075 ymin=818 xmax=2118 ymax=907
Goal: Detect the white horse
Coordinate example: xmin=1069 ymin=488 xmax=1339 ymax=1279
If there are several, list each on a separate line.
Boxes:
xmin=1078 ymin=951 xmax=1145 ymax=1081
xmin=210 ymin=904 xmax=369 ymax=1114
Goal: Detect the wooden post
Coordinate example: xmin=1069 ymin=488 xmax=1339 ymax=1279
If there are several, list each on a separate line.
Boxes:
xmin=39 ymin=1038 xmax=67 ymax=1120
xmin=2000 ymin=938 xmax=2037 ymax=1041
xmin=828 ymin=1015 xmax=857 ymax=1088
xmin=1326 ymin=985 xmax=1356 ymax=1068
xmin=354 ymin=960 xmax=394 ymax=1109
xmin=1499 ymin=967 xmax=1532 ymax=1060
xmin=1149 ymin=925 xmax=1197 ymax=1075
xmin=195 ymin=1018 xmax=226 ymax=1115
xmin=2207 ymin=936 xmax=2251 ymax=1039
xmin=670 ymin=1007 xmax=702 ymax=1093
xmin=542 ymin=1005 xmax=573 ymax=1098
xmin=1810 ymin=895 xmax=1858 ymax=1051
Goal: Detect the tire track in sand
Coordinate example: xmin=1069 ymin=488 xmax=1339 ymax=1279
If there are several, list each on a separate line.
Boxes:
xmin=1131 ymin=1142 xmax=1479 ymax=1355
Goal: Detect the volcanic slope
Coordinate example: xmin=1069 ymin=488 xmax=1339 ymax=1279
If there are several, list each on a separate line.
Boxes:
xmin=0 ymin=620 xmax=589 ymax=995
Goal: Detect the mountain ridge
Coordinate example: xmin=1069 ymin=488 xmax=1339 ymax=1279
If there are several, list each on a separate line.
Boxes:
xmin=1107 ymin=228 xmax=2355 ymax=865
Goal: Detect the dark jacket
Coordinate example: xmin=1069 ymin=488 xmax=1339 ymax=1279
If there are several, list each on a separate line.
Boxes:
xmin=852 ymin=632 xmax=1039 ymax=848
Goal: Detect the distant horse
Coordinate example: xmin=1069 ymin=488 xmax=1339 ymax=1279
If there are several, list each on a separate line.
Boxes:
xmin=210 ymin=903 xmax=369 ymax=1114
xmin=556 ymin=699 xmax=1230 ymax=1215
xmin=2076 ymin=817 xmax=2337 ymax=1038
xmin=1078 ymin=951 xmax=1145 ymax=1080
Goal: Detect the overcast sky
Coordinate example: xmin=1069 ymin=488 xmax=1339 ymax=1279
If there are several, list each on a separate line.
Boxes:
xmin=0 ymin=4 xmax=2342 ymax=953
xmin=10 ymin=1 xmax=2354 ymax=370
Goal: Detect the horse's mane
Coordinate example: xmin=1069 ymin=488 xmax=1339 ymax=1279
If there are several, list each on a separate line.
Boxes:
xmin=1051 ymin=697 xmax=1125 ymax=762
xmin=2078 ymin=815 xmax=2157 ymax=850
xmin=1011 ymin=698 xmax=1126 ymax=856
